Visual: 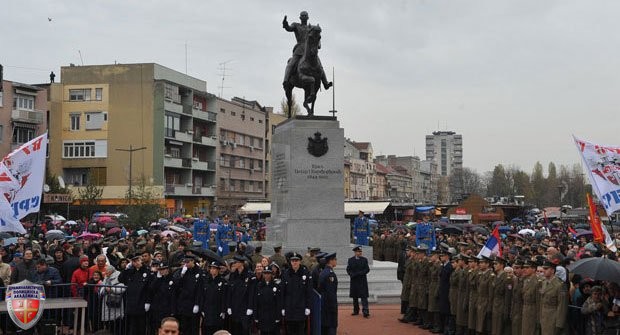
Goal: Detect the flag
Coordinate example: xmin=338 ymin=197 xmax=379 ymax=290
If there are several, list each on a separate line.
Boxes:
xmin=574 ymin=136 xmax=620 ymax=216
xmin=601 ymin=224 xmax=618 ymax=252
xmin=477 ymin=225 xmax=502 ymax=258
xmin=587 ymin=193 xmax=605 ymax=243
xmin=568 ymin=226 xmax=578 ymax=239
xmin=0 ymin=133 xmax=47 ymax=233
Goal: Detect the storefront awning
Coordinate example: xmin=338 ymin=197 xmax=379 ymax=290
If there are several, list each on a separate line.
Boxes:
xmin=345 ymin=202 xmax=390 ymax=215
xmin=238 ymin=202 xmax=271 ymax=214
xmin=449 ymin=214 xmax=472 ymax=221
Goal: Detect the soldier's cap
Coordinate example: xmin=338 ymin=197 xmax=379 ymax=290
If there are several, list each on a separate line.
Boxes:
xmin=130 ymin=254 xmax=142 ymax=261
xmin=352 ymin=246 xmax=362 ymax=252
xmin=512 ymin=258 xmax=524 ymax=267
xmin=417 ymin=243 xmax=429 ymax=251
xmin=153 ymin=250 xmax=163 ymax=256
xmin=405 ymin=244 xmax=415 ymax=251
xmin=447 ymin=247 xmax=457 ymax=255
xmin=358 ymin=210 xmax=364 ymax=214
xmin=250 ymin=241 xmax=262 ymax=248
xmin=228 ymin=241 xmax=238 ymax=248
xmin=478 ymin=255 xmax=492 ymax=263
xmin=152 ymin=260 xmax=161 ymax=266
xmin=289 ymin=252 xmax=302 ymax=260
xmin=440 ymin=242 xmax=450 ymax=250
xmin=136 ymin=240 xmax=147 ymax=247
xmin=310 ymin=247 xmax=321 ymax=252
xmin=324 ymin=252 xmax=337 ymax=261
xmin=541 ymin=259 xmax=555 ymax=268
xmin=208 ymin=261 xmax=222 ymax=268
xmin=457 ymin=242 xmax=469 ymax=246
xmin=493 ymin=255 xmax=507 ymax=263
xmin=232 ymin=255 xmax=247 ymax=263
xmin=522 ymin=259 xmax=536 ymax=268
xmin=270 ymin=262 xmax=280 ymax=270
xmin=262 ymin=268 xmax=273 ymax=274
xmin=274 ymin=242 xmax=282 ymax=249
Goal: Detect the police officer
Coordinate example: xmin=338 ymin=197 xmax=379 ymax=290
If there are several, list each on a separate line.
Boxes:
xmin=346 ymin=246 xmax=370 ymax=318
xmin=438 ymin=248 xmax=454 ymax=334
xmin=216 ymin=215 xmax=235 ymax=256
xmin=201 ymin=261 xmax=228 ymax=335
xmin=319 ymin=252 xmax=338 ymax=335
xmin=416 ymin=216 xmax=436 ymax=253
xmin=146 ymin=264 xmax=175 ymax=334
xmin=227 ymin=255 xmax=255 ymax=335
xmin=253 ymin=267 xmax=282 ymax=335
xmin=282 ymin=252 xmax=312 ymax=335
xmin=119 ymin=254 xmax=152 ymax=335
xmin=353 ymin=210 xmax=370 ymax=246
xmin=173 ymin=254 xmax=203 ymax=335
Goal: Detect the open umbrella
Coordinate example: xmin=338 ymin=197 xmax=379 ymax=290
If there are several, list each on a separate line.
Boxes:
xmin=567 ymin=257 xmax=620 ymax=283
xmin=105 ymin=222 xmax=119 ymax=229
xmin=106 ymin=227 xmax=122 ymax=235
xmin=137 ymin=229 xmax=148 ymax=236
xmin=189 ymin=248 xmax=224 ymax=264
xmin=158 ymin=218 xmax=170 ymax=225
xmin=150 ymin=222 xmax=160 ymax=227
xmin=77 ymin=232 xmax=102 ymax=240
xmin=472 ymin=227 xmax=489 ymax=235
xmin=168 ymin=225 xmax=187 ymax=233
xmin=498 ymin=226 xmax=512 ymax=233
xmin=45 ymin=230 xmax=65 ymax=241
xmin=95 ymin=216 xmax=116 ymax=224
xmin=65 ymin=220 xmax=78 ymax=225
xmin=149 ymin=229 xmax=162 ymax=236
xmin=3 ymin=237 xmax=18 ymax=246
xmin=160 ymin=230 xmax=178 ymax=237
xmin=518 ymin=229 xmax=536 ymax=236
xmin=441 ymin=226 xmax=463 ymax=235
xmin=173 ymin=217 xmax=184 ymax=223
xmin=0 ymin=232 xmax=13 ymax=240
xmin=576 ymin=230 xmax=593 ymax=239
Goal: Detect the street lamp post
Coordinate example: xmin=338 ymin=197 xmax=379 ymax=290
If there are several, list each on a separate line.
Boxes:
xmin=116 ymin=145 xmax=147 ymax=204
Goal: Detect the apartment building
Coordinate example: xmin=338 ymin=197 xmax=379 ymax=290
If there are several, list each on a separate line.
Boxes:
xmin=0 ymin=79 xmax=48 ymax=158
xmin=425 ymin=131 xmax=463 ymax=177
xmin=47 ymin=63 xmax=218 ymax=216
xmin=374 ymin=155 xmax=418 ymax=202
xmin=216 ymin=97 xmax=272 ymax=214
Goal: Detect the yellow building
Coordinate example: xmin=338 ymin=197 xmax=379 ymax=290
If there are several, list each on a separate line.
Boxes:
xmin=47 ymin=63 xmax=217 ymax=216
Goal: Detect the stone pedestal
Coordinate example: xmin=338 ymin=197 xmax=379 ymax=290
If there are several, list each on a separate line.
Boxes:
xmin=267 ymin=117 xmax=351 ymax=254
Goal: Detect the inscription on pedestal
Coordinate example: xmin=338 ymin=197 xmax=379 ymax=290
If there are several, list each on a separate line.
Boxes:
xmin=294 ymin=164 xmax=342 ymax=180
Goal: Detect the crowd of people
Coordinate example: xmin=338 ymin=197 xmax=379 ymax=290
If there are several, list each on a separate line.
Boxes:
xmin=371 ymin=215 xmax=620 ymax=335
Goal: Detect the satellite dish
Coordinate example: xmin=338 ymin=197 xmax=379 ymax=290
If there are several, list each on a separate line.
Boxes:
xmin=58 ymin=176 xmax=66 ymax=189
xmin=43 ymin=184 xmax=50 ymax=193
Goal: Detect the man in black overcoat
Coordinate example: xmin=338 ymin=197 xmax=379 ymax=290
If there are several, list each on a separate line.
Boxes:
xmin=227 ymin=255 xmax=255 ymax=335
xmin=118 ymin=254 xmax=152 ymax=335
xmin=437 ymin=248 xmax=454 ymax=334
xmin=173 ymin=254 xmax=203 ymax=335
xmin=201 ymin=261 xmax=228 ymax=335
xmin=146 ymin=264 xmax=176 ymax=334
xmin=253 ymin=268 xmax=282 ymax=335
xmin=346 ymin=246 xmax=370 ymax=317
xmin=319 ymin=252 xmax=338 ymax=335
xmin=281 ymin=252 xmax=312 ymax=335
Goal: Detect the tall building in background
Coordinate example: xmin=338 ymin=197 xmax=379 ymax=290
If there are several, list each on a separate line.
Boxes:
xmin=216 ymin=97 xmax=272 ymax=214
xmin=0 ymin=80 xmax=48 ymax=158
xmin=47 ymin=63 xmax=218 ymax=216
xmin=425 ymin=131 xmax=463 ymax=176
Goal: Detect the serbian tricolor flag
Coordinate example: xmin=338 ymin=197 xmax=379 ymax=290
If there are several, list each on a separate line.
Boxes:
xmin=477 ymin=225 xmax=502 ymax=258
xmin=568 ymin=226 xmax=578 ymax=239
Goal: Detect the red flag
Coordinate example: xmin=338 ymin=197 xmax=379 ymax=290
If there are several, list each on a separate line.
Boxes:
xmin=586 ymin=193 xmax=604 ymax=243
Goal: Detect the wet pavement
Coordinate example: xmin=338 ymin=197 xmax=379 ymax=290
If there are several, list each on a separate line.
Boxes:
xmin=337 ymin=304 xmax=433 ymax=335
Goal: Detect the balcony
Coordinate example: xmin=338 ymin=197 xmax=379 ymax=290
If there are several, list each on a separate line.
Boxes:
xmin=181 ymin=105 xmax=194 ymax=115
xmin=174 ymin=131 xmax=193 ymax=143
xmin=164 ymin=99 xmax=183 ymax=114
xmin=194 ymin=135 xmax=217 ymax=147
xmin=193 ymin=109 xmax=217 ymax=122
xmin=12 ymin=109 xmax=45 ymax=124
xmin=164 ymin=156 xmax=183 ymax=168
xmin=193 ymin=160 xmax=216 ymax=171
xmin=165 ymin=184 xmax=215 ymax=197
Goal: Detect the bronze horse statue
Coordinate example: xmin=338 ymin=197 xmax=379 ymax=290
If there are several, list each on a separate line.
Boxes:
xmin=283 ymin=25 xmax=332 ymax=117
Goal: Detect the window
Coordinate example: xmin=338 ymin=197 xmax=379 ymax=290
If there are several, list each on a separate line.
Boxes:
xmin=12 ymin=127 xmax=35 ymax=144
xmin=85 ymin=112 xmax=105 ymax=130
xmin=237 ymin=134 xmax=244 ymax=146
xmin=70 ymin=113 xmax=80 ymax=131
xmin=258 ymin=119 xmax=262 ymax=124
xmin=165 ymin=114 xmax=180 ymax=137
xmin=69 ymin=89 xmax=91 ymax=101
xmin=231 ymin=111 xmax=236 ymax=116
xmin=0 ymin=92 xmax=3 ymax=107
xmin=238 ymin=158 xmax=245 ymax=169
xmin=257 ymin=181 xmax=263 ymax=192
xmin=13 ymin=95 xmax=35 ymax=111
xmin=229 ymin=179 xmax=236 ymax=191
xmin=95 ymin=88 xmax=103 ymax=101
xmin=248 ymin=181 xmax=254 ymax=192
xmin=220 ymin=108 xmax=225 ymax=114
xmin=164 ymin=84 xmax=180 ymax=103
xmin=240 ymin=180 xmax=245 ymax=192
xmin=257 ymin=160 xmax=263 ymax=171
xmin=63 ymin=140 xmax=107 ymax=158
xmin=170 ymin=147 xmax=181 ymax=158
xmin=250 ymin=117 xmax=254 ymax=121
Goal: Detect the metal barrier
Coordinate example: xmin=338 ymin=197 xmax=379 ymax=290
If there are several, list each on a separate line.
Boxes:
xmin=83 ymin=283 xmax=129 ymax=335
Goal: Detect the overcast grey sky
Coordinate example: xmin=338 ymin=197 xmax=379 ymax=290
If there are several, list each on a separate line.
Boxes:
xmin=2 ymin=0 xmax=619 ymax=174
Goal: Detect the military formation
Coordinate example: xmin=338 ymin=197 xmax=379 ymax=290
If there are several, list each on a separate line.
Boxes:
xmin=398 ymin=242 xmax=568 ymax=335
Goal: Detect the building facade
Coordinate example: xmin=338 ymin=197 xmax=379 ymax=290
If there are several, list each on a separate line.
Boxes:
xmin=0 ymin=80 xmax=48 ymax=158
xmin=47 ymin=63 xmax=218 ymax=216
xmin=425 ymin=131 xmax=463 ymax=177
xmin=374 ymin=155 xmax=418 ymax=202
xmin=419 ymin=159 xmax=438 ymax=204
xmin=215 ymin=97 xmax=271 ymax=214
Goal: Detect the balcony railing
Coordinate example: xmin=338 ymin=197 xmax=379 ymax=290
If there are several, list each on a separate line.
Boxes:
xmin=12 ymin=109 xmax=45 ymax=124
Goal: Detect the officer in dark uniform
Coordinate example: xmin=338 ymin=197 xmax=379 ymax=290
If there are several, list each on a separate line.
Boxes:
xmin=437 ymin=248 xmax=454 ymax=334
xmin=346 ymin=246 xmax=370 ymax=318
xmin=118 ymin=254 xmax=152 ymax=335
xmin=319 ymin=252 xmax=338 ymax=335
xmin=227 ymin=255 xmax=255 ymax=335
xmin=253 ymin=267 xmax=282 ymax=335
xmin=173 ymin=254 xmax=203 ymax=335
xmin=146 ymin=264 xmax=175 ymax=334
xmin=311 ymin=252 xmax=327 ymax=290
xmin=201 ymin=261 xmax=228 ymax=335
xmin=282 ymin=252 xmax=312 ymax=335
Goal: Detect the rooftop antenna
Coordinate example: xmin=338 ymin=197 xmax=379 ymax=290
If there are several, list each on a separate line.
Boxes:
xmin=217 ymin=60 xmax=233 ymax=98
xmin=329 ymin=67 xmax=337 ymax=117
xmin=78 ymin=50 xmax=84 ymax=65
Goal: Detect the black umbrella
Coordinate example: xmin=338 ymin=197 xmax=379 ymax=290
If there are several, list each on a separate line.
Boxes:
xmin=105 ymin=222 xmax=119 ymax=229
xmin=472 ymin=227 xmax=490 ymax=235
xmin=190 ymin=248 xmax=224 ymax=265
xmin=567 ymin=257 xmax=620 ymax=283
xmin=441 ymin=227 xmax=463 ymax=235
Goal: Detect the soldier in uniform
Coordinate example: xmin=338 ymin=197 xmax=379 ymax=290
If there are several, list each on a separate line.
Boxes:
xmin=372 ymin=232 xmax=383 ymax=261
xmin=438 ymin=248 xmax=454 ymax=334
xmin=416 ymin=244 xmax=431 ymax=329
xmin=253 ymin=267 xmax=282 ymax=335
xmin=227 ymin=255 xmax=255 ymax=335
xmin=475 ymin=255 xmax=493 ymax=335
xmin=510 ymin=259 xmax=524 ymax=335
xmin=118 ymin=254 xmax=152 ymax=335
xmin=539 ymin=260 xmax=567 ymax=335
xmin=223 ymin=241 xmax=237 ymax=262
xmin=201 ymin=261 xmax=228 ymax=335
xmin=427 ymin=250 xmax=442 ymax=332
xmin=302 ymin=247 xmax=320 ymax=270
xmin=353 ymin=210 xmax=370 ymax=246
xmin=490 ymin=256 xmax=512 ymax=335
xmin=384 ymin=233 xmax=397 ymax=262
xmin=398 ymin=245 xmax=415 ymax=321
xmin=281 ymin=252 xmax=312 ymax=335
xmin=269 ymin=243 xmax=287 ymax=269
xmin=521 ymin=259 xmax=540 ymax=335
xmin=311 ymin=252 xmax=327 ymax=290
xmin=467 ymin=255 xmax=479 ymax=335
xmin=454 ymin=254 xmax=469 ymax=335
xmin=146 ymin=264 xmax=175 ymax=334
xmin=319 ymin=252 xmax=338 ymax=335
xmin=346 ymin=246 xmax=370 ymax=318
xmin=408 ymin=245 xmax=423 ymax=325
xmin=216 ymin=215 xmax=235 ymax=256
xmin=251 ymin=242 xmax=264 ymax=267
xmin=173 ymin=254 xmax=203 ymax=335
